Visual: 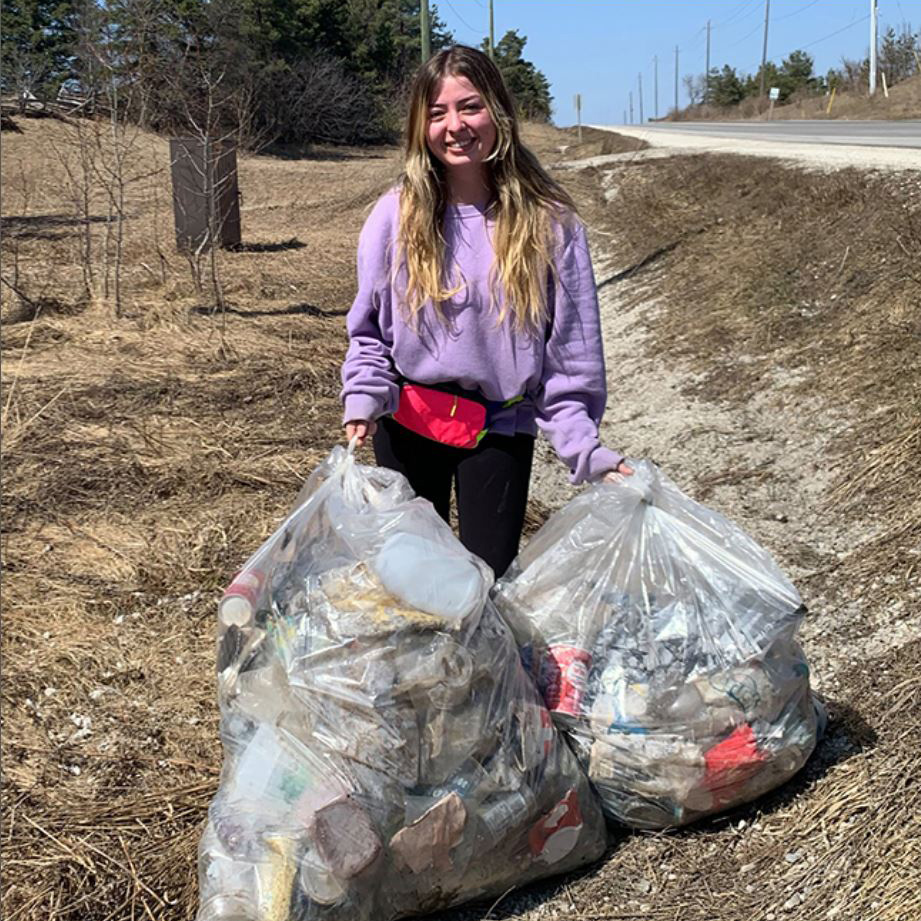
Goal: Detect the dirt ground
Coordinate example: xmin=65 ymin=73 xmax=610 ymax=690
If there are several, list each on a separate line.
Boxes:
xmin=1 ymin=115 xmax=919 ymax=921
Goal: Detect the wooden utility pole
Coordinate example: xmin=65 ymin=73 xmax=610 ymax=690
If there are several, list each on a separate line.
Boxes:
xmin=488 ymin=0 xmax=495 ymax=59
xmin=421 ymin=0 xmax=431 ymax=62
xmin=869 ymin=0 xmax=878 ymax=95
xmin=638 ymin=73 xmax=644 ymax=123
xmin=705 ymin=20 xmax=711 ymax=104
xmin=759 ymin=0 xmax=770 ymax=97
xmin=654 ymin=55 xmax=659 ymax=119
xmin=674 ymin=45 xmax=679 ymax=113
xmin=573 ymin=93 xmax=582 ymax=143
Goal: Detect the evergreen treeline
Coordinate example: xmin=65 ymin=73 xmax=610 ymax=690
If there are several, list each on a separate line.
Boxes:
xmin=1 ymin=1 xmax=555 ymax=146
xmin=684 ymin=25 xmax=920 ymax=109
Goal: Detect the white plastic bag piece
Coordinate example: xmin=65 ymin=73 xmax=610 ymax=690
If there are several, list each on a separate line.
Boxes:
xmin=371 ymin=532 xmax=487 ymax=624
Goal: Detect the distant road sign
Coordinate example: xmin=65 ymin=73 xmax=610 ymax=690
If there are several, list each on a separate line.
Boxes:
xmin=769 ymin=87 xmax=780 ymax=101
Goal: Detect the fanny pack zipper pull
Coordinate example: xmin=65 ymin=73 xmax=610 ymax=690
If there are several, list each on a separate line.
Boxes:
xmin=450 ymin=395 xmax=458 ymax=418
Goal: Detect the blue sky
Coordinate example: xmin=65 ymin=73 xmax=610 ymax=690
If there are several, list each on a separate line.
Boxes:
xmin=433 ymin=0 xmax=921 ymax=124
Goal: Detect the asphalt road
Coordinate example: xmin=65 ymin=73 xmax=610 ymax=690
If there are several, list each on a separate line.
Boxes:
xmin=604 ymin=120 xmax=920 ymax=149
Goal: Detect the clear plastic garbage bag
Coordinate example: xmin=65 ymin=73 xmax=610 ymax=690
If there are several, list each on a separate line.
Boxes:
xmin=198 ymin=445 xmax=606 ymax=921
xmin=492 ymin=459 xmax=822 ymax=830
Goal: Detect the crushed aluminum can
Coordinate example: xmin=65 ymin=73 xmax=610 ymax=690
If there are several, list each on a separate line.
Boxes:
xmin=479 ymin=787 xmax=536 ymax=846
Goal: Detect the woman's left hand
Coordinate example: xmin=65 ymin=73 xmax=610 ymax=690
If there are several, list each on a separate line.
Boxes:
xmin=603 ymin=461 xmax=634 ymax=483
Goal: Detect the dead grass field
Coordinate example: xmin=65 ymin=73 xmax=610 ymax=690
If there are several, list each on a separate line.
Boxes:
xmin=1 ymin=115 xmax=919 ymax=921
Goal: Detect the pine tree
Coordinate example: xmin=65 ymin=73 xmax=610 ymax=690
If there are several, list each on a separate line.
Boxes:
xmin=485 ymin=30 xmax=552 ymax=122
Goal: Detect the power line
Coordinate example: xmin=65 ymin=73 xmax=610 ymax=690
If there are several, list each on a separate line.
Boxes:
xmin=739 ymin=10 xmax=872 ymax=73
xmin=681 ymin=24 xmax=708 ymax=53
xmin=773 ymin=0 xmax=822 ymax=24
xmin=723 ymin=16 xmax=768 ymax=50
xmin=714 ymin=0 xmax=763 ymax=30
xmin=799 ymin=12 xmax=871 ymax=50
xmin=442 ymin=0 xmax=483 ymax=37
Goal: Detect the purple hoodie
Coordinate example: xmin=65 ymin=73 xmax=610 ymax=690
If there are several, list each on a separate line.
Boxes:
xmin=341 ymin=189 xmax=622 ymax=483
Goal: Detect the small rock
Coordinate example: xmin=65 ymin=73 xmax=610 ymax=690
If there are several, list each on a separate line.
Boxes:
xmin=68 ymin=713 xmax=93 ymax=742
xmin=784 ymin=850 xmax=802 ymax=863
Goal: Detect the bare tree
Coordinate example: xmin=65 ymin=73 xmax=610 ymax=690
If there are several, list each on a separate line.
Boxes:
xmin=683 ymin=74 xmax=707 ymax=107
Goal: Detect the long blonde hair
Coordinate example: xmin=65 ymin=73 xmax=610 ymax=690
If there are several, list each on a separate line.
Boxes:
xmin=399 ymin=45 xmax=577 ymax=332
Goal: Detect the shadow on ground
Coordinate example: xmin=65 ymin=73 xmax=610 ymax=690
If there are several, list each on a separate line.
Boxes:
xmin=230 ymin=238 xmax=306 ymax=253
xmin=189 ymin=301 xmax=347 ymax=319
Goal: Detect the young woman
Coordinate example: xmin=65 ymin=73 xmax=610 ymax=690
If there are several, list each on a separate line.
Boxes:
xmin=341 ymin=45 xmax=632 ymax=577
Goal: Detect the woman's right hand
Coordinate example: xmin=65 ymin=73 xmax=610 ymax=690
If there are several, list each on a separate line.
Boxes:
xmin=345 ymin=419 xmax=378 ymax=448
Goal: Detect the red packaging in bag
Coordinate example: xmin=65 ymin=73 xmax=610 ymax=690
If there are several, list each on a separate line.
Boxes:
xmin=219 ymin=568 xmax=266 ymax=627
xmin=539 ymin=645 xmax=592 ymax=717
xmin=703 ymin=724 xmax=766 ymax=807
xmin=529 ymin=789 xmax=584 ymax=864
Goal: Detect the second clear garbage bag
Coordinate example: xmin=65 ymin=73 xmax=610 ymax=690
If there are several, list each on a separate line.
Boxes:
xmin=198 ymin=445 xmax=606 ymax=921
xmin=493 ymin=460 xmax=821 ymax=830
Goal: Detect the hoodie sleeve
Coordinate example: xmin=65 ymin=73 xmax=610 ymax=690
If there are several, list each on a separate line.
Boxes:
xmin=535 ymin=219 xmax=623 ymax=484
xmin=340 ymin=192 xmax=401 ymax=423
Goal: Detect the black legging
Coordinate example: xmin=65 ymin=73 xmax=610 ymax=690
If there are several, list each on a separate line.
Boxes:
xmin=373 ymin=415 xmax=535 ymax=579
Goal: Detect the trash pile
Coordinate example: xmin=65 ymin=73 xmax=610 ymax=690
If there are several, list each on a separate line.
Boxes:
xmin=198 ymin=445 xmax=606 ymax=921
xmin=493 ymin=460 xmax=822 ymax=830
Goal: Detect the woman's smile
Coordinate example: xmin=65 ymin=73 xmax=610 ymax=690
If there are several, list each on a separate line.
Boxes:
xmin=426 ymin=74 xmax=497 ymax=171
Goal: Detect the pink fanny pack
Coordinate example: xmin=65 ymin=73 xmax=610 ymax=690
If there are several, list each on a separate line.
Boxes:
xmin=392 ymin=381 xmax=523 ymax=449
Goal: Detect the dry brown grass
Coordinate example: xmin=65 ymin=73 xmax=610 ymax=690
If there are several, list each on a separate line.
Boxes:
xmin=597 ymin=153 xmax=921 ymax=610
xmin=2 ymin=116 xmax=919 ymax=921
xmin=1 ymin=114 xmax=401 ymax=921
